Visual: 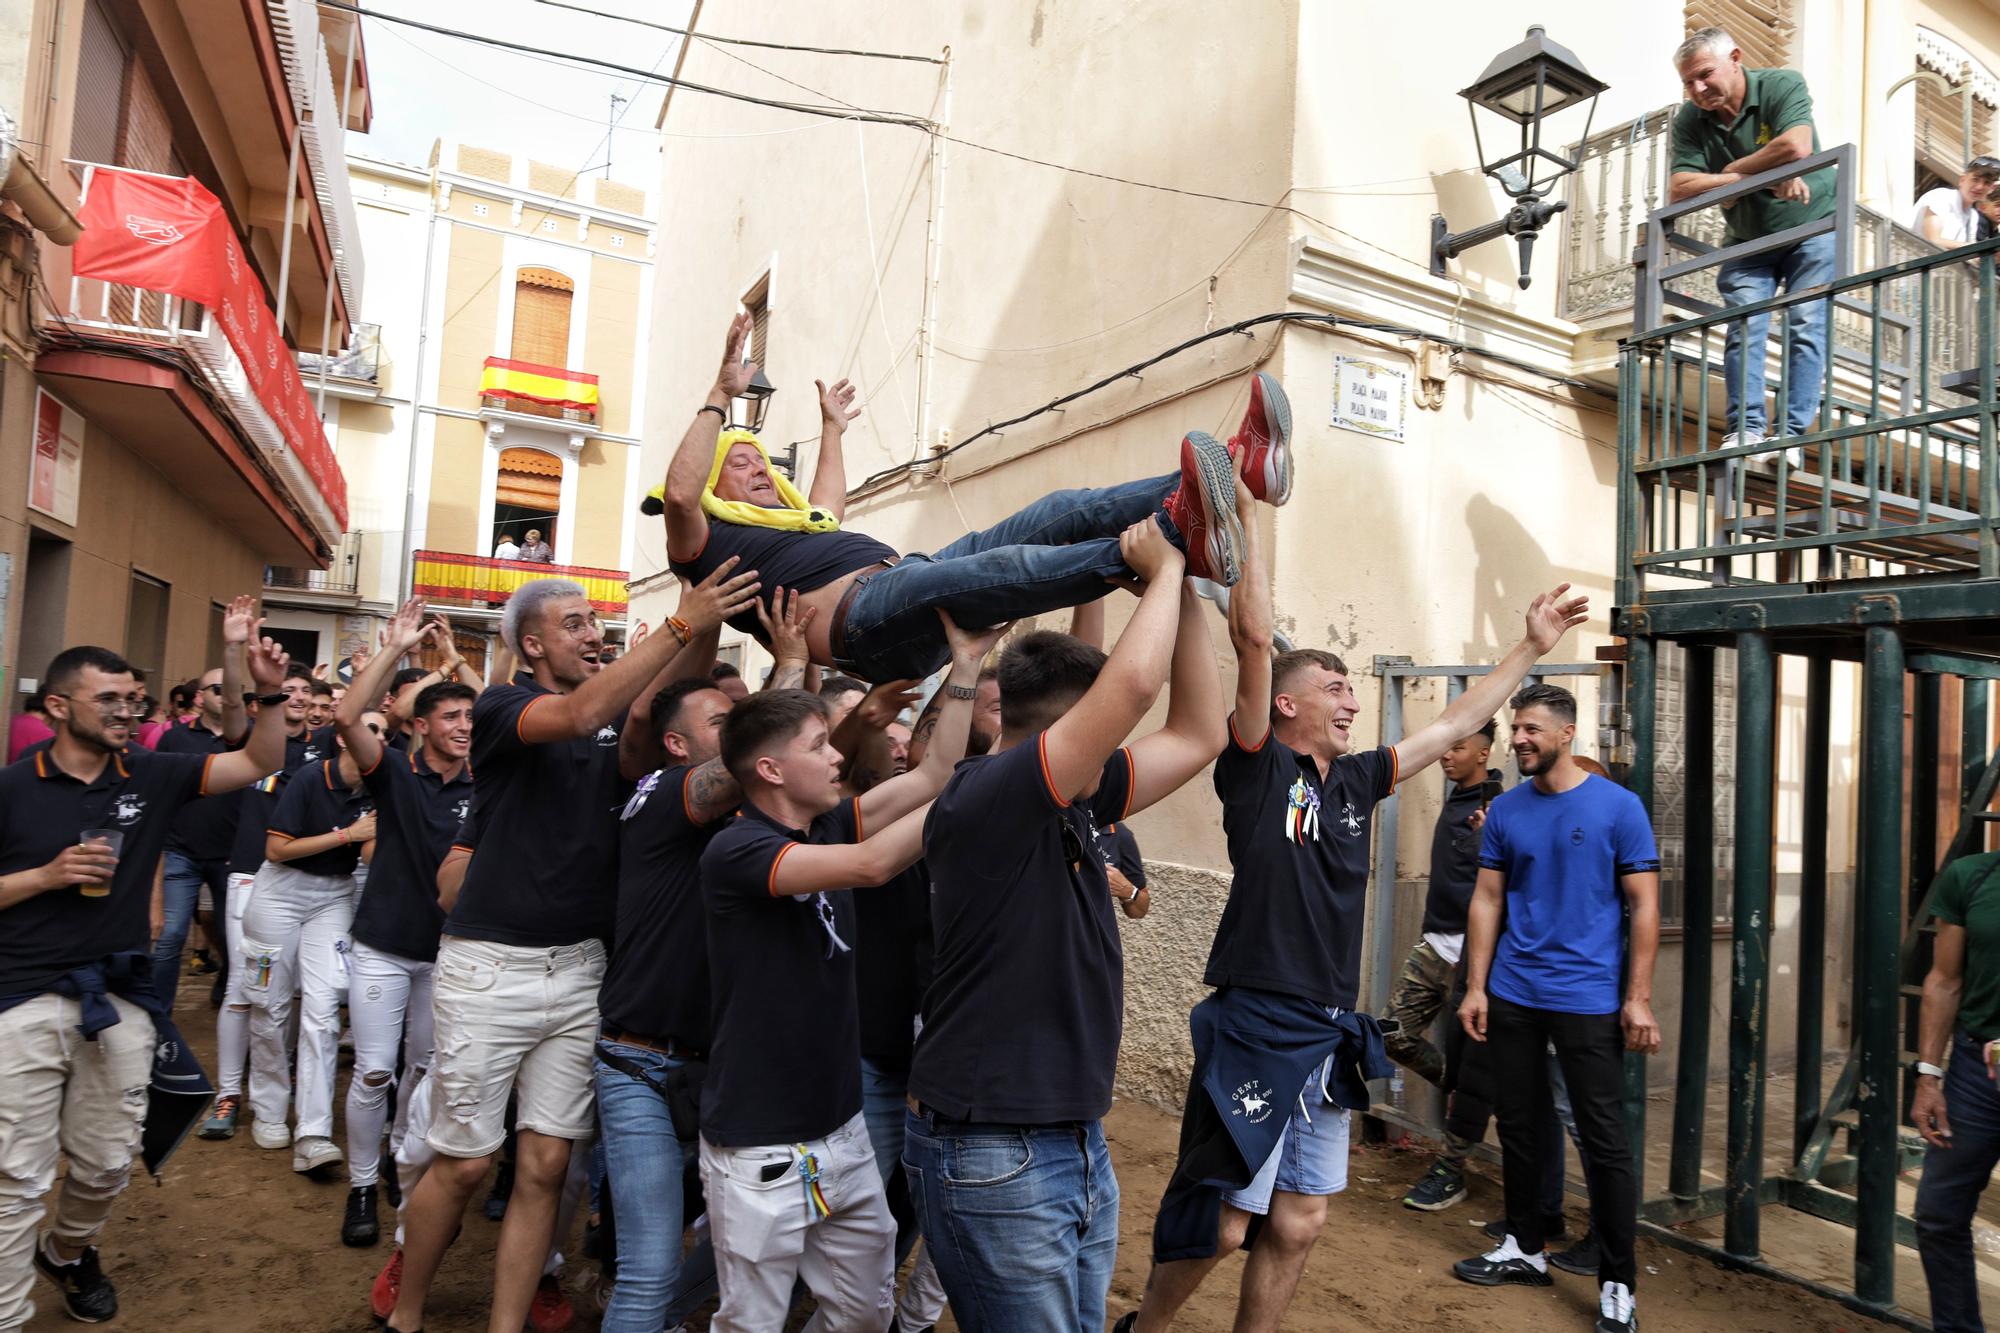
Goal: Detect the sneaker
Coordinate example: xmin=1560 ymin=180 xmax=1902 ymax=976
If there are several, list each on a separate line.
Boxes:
xmin=1485 ymin=1214 xmax=1567 ymax=1243
xmin=34 ymin=1241 xmax=118 ymax=1322
xmin=293 ymin=1134 xmax=345 ymax=1177
xmin=342 ymin=1185 xmax=380 ymax=1247
xmin=369 ymin=1248 xmax=403 ymax=1321
xmin=1403 ymin=1160 xmax=1468 ymax=1211
xmin=1226 ymin=372 xmax=1293 ymax=505
xmin=484 ymin=1160 xmax=515 ymax=1221
xmin=1161 ymin=431 xmax=1243 ymax=585
xmin=1111 ymin=1317 xmax=1137 ymax=1333
xmin=1596 ymin=1279 xmax=1637 ymax=1332
xmin=191 ymin=948 xmax=220 ymax=975
xmin=198 ymin=1094 xmax=241 ymax=1140
xmin=251 ymin=1120 xmax=292 ymax=1151
xmin=527 ymin=1273 xmax=574 ymax=1333
xmin=1452 ymin=1233 xmax=1552 ymax=1287
xmin=1551 ymin=1229 xmax=1601 ymax=1276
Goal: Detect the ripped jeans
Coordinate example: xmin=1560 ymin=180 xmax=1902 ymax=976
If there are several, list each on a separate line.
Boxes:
xmin=241 ymin=863 xmax=357 ymax=1140
xmin=0 ymin=993 xmax=153 ymax=1328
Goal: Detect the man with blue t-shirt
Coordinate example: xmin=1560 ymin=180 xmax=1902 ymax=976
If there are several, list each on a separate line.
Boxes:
xmin=1453 ymin=684 xmax=1661 ymax=1333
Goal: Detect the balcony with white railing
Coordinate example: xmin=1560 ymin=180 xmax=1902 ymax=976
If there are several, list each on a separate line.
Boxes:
xmin=266 ymin=529 xmax=362 ymax=599
xmin=267 ymin=0 xmax=364 ymax=318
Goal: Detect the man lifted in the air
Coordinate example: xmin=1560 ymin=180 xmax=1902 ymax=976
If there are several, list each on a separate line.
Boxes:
xmin=655 ymin=313 xmax=1293 ymax=683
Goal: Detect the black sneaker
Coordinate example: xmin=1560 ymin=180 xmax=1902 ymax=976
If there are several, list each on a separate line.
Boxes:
xmin=1111 ymin=1317 xmax=1138 ymax=1333
xmin=35 ymin=1242 xmax=118 ymax=1322
xmin=1595 ymin=1279 xmax=1636 ymax=1332
xmin=1404 ymin=1160 xmax=1468 ymax=1211
xmin=1551 ymin=1230 xmax=1600 ymax=1276
xmin=1485 ymin=1214 xmax=1567 ymax=1243
xmin=343 ymin=1185 xmax=381 ymax=1247
xmin=484 ymin=1160 xmax=514 ymax=1221
xmin=1452 ymin=1235 xmax=1553 ymax=1288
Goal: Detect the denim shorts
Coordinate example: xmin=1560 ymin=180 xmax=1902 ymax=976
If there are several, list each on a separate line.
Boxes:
xmin=1223 ymin=1064 xmax=1351 ymax=1214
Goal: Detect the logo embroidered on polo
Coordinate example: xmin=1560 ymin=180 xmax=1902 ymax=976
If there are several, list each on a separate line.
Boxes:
xmin=1231 ymin=1080 xmax=1275 ymax=1123
xmin=1570 ymin=826 xmax=1586 ymax=846
xmin=594 ymin=725 xmax=619 ymax=747
xmin=1338 ymin=801 xmax=1363 ymax=837
xmin=453 ymin=796 xmax=472 ymax=823
xmin=114 ymin=794 xmax=146 ymax=825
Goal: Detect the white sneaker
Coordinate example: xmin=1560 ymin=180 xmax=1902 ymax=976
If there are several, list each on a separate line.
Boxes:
xmin=293 ymin=1134 xmax=344 ymax=1175
xmin=1721 ymin=429 xmax=1766 ymax=449
xmin=1596 ymin=1279 xmax=1636 ymax=1332
xmin=251 ymin=1121 xmax=292 ymax=1151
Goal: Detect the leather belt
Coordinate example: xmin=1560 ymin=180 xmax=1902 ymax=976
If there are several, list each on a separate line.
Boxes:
xmin=599 ymin=1026 xmax=703 ymax=1061
xmin=827 ymin=561 xmax=892 ymax=667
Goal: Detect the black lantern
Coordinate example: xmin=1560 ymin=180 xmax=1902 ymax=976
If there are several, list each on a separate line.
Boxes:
xmin=735 ymin=367 xmax=775 ymax=432
xmin=1431 ymin=26 xmax=1607 ymax=289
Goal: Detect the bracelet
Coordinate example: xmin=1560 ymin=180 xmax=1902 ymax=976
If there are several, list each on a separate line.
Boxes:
xmin=697 ymin=404 xmax=727 ymax=422
xmin=256 ymin=691 xmax=287 ymax=707
xmin=1915 ymin=1060 xmax=1947 ymax=1080
xmin=667 ymin=616 xmax=693 ymax=645
xmin=1124 ymin=883 xmax=1142 ymax=902
xmin=945 ymin=682 xmax=978 ymax=700
xmin=337 ymin=827 xmax=350 ymax=845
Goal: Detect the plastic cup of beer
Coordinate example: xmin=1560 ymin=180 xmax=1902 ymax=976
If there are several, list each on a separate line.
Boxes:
xmin=78 ymin=829 xmax=123 ymax=898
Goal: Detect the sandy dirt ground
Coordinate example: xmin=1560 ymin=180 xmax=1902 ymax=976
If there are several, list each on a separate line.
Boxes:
xmin=21 ymin=997 xmax=1878 ymax=1332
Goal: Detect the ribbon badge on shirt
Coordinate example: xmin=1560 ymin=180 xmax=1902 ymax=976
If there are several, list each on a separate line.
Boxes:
xmin=620 ymin=771 xmax=659 ymax=822
xmin=809 ymin=892 xmax=851 ymax=960
xmin=1284 ymin=776 xmax=1321 ymax=844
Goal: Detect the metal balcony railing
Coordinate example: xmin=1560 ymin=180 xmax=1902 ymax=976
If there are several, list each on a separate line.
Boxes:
xmin=297 ymin=321 xmax=380 ymax=385
xmin=1616 ymin=149 xmax=1999 ymax=610
xmin=266 ymin=0 xmax=363 ymax=314
xmin=267 ymin=530 xmax=362 ymax=594
xmin=411 ymin=549 xmax=627 ymax=615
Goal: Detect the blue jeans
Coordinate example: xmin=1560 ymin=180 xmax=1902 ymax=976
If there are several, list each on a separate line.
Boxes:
xmin=1716 ymin=230 xmax=1837 ymax=439
xmin=860 ymin=1057 xmax=919 ymax=1264
xmin=1916 ymin=1031 xmax=2000 ymax=1333
xmin=592 ymin=1041 xmax=716 ymax=1333
xmin=153 ymin=851 xmax=223 ymax=1012
xmin=836 ymin=473 xmax=1182 ymax=682
xmin=904 ymin=1110 xmax=1118 ymax=1333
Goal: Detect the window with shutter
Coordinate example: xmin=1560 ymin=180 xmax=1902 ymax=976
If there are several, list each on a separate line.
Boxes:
xmin=1684 ymin=0 xmax=1794 ymax=71
xmin=71 ymin=0 xmax=128 ymax=169
xmin=509 ymin=268 xmax=575 ymax=369
xmin=743 ymin=273 xmax=771 ymax=368
xmin=1916 ymin=74 xmax=1995 ymax=181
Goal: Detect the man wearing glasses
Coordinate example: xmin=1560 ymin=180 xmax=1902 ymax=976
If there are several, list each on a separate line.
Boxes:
xmin=153 ymin=597 xmax=256 ymax=1011
xmin=0 ymin=627 xmax=293 ymax=1326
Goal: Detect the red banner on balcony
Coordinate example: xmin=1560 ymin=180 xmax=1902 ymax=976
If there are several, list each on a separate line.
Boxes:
xmin=72 ymin=169 xmax=348 ymax=528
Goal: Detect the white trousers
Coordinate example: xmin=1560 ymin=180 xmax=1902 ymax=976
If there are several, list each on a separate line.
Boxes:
xmin=241 ymin=862 xmax=355 ymax=1138
xmin=699 ymin=1112 xmax=896 ymax=1333
xmin=343 ymin=942 xmax=435 ymax=1187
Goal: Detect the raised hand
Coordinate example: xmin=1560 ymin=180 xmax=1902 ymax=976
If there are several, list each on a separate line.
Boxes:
xmin=816 ymin=378 xmax=861 ymax=432
xmin=754 ymin=588 xmax=817 ymax=665
xmin=853 ymin=679 xmax=922 ymax=731
xmin=246 ymin=636 xmax=290 ymax=692
xmin=938 ymin=609 xmax=1009 ymax=667
xmin=222 ymin=595 xmax=257 ymax=646
xmin=1120 ymin=516 xmax=1185 ymax=585
xmin=677 ymin=556 xmax=762 ymax=634
xmin=1524 ymin=582 xmax=1590 ymax=654
xmin=426 ymin=615 xmax=463 ymax=672
xmin=382 ymin=596 xmax=429 ymax=657
xmin=714 ymin=311 xmax=759 ymax=401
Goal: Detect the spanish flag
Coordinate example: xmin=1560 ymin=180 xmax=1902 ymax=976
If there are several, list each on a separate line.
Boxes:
xmin=479 ymin=357 xmax=600 ymax=411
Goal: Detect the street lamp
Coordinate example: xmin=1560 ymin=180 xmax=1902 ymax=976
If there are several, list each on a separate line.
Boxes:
xmin=1430 ymin=25 xmax=1607 ymax=289
xmin=735 ymin=367 xmax=775 ymax=432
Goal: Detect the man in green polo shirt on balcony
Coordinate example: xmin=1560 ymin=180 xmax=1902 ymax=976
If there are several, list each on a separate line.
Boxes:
xmin=1669 ymin=26 xmax=1837 ymax=462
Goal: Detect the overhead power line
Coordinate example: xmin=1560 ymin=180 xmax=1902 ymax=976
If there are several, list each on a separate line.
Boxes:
xmin=531 ymin=0 xmax=945 ymax=64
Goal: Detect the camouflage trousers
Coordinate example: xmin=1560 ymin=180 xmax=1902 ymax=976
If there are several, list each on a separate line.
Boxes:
xmin=1380 ymin=937 xmax=1456 ymax=1088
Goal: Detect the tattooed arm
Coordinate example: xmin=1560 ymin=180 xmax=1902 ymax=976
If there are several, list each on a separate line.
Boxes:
xmin=683 ymin=757 xmax=745 ymax=824
xmin=757 ymin=587 xmax=815 ymax=693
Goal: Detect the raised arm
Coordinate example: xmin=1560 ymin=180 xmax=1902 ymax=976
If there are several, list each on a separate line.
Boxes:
xmin=518 ymin=559 xmax=760 ymax=744
xmin=341 ymin=597 xmax=429 ymax=775
xmin=769 ymin=801 xmax=931 ymax=896
xmin=218 ymin=595 xmax=255 ymax=743
xmin=664 ymin=314 xmax=760 ymax=562
xmin=620 ymin=602 xmax=722 ymax=780
xmin=1393 ymin=583 xmax=1587 ymax=777
xmin=1456 ymin=866 xmax=1507 ymax=1042
xmin=835 ymin=678 xmax=919 ymax=791
xmin=1126 ymin=585 xmax=1228 ymax=816
xmin=856 ymin=613 xmax=1004 ymax=828
xmin=1224 ymin=482 xmax=1274 ymax=748
xmin=757 ymin=587 xmax=815 ymax=693
xmin=204 ymin=634 xmax=292 ymax=791
xmin=808 ymin=377 xmax=861 ymax=521
xmin=1043 ymin=519 xmax=1185 ymax=800
xmin=1068 ymin=597 xmax=1106 ymax=652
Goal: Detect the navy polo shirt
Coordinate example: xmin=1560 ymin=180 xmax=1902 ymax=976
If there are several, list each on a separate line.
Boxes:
xmin=910 ymin=737 xmax=1135 ymax=1124
xmin=854 ymin=859 xmax=932 ymax=1073
xmin=267 ymin=758 xmax=373 ymax=878
xmin=0 ymin=746 xmax=213 ymax=995
xmin=225 ymin=726 xmax=332 ymax=878
xmin=354 ymin=744 xmax=474 ymax=963
xmin=598 ymin=764 xmax=728 ymax=1048
xmin=1097 ymin=821 xmax=1147 ymax=889
xmin=158 ymin=720 xmax=244 ymax=862
xmin=668 ymin=521 xmax=897 ymax=643
xmin=447 ymin=676 xmax=628 ymax=948
xmin=1204 ymin=722 xmax=1399 ymax=1011
xmin=699 ymin=797 xmax=865 ymax=1147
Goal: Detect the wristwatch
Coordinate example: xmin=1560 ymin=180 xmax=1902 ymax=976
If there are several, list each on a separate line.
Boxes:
xmin=256 ymin=691 xmax=288 ymax=707
xmin=945 ymin=682 xmax=978 ymax=700
xmin=1914 ymin=1060 xmax=1946 ymax=1080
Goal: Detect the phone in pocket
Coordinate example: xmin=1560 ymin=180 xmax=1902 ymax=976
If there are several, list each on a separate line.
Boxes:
xmin=759 ymin=1159 xmax=791 ymax=1183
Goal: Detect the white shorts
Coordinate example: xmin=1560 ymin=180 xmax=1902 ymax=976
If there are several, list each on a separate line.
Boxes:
xmin=426 ymin=935 xmax=605 ymax=1157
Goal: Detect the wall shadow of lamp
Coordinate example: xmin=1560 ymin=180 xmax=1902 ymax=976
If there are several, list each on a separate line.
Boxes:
xmin=1430 ymin=25 xmax=1607 ymax=290
xmin=640 ymin=368 xmax=787 ymax=517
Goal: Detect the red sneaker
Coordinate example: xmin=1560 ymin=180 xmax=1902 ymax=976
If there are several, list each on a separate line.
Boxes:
xmin=1227 ymin=371 xmax=1293 ymax=505
xmin=528 ymin=1273 xmax=574 ymax=1333
xmin=369 ymin=1248 xmax=402 ymax=1321
xmin=1161 ymin=431 xmax=1243 ymax=585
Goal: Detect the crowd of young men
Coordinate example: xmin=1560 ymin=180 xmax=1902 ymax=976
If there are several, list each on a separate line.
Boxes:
xmin=0 ymin=313 xmax=1661 ymax=1333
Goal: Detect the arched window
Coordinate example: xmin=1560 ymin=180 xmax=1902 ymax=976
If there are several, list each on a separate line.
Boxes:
xmin=493 ymin=446 xmax=562 ymax=556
